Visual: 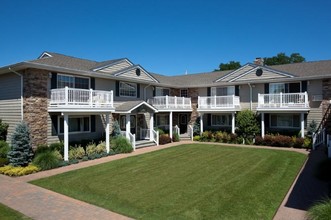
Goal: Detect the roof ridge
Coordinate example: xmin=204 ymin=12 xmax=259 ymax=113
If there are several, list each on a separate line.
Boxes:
xmin=41 ymin=51 xmax=98 ymax=63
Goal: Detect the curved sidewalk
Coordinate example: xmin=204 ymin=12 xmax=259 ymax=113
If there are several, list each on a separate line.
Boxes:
xmin=0 ymin=141 xmax=328 ymax=220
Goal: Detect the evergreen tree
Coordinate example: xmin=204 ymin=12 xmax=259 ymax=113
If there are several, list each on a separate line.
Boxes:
xmin=7 ymin=121 xmax=34 ymax=167
xmin=236 ymin=110 xmax=260 ymax=137
xmin=0 ymin=119 xmax=9 ymax=141
xmin=111 ymin=120 xmax=121 ymax=137
xmin=193 ymin=117 xmax=201 ymax=136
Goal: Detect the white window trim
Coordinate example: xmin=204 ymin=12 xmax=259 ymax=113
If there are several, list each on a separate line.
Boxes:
xmin=57 ymin=73 xmax=91 ymax=89
xmin=269 ymin=114 xmax=300 ymax=129
xmin=119 ymin=81 xmax=137 ymax=98
xmin=211 ymin=114 xmax=231 ymax=127
xmin=58 ymin=115 xmax=91 ymax=134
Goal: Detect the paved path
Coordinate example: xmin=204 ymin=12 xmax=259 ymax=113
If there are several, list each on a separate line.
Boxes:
xmin=0 ymin=141 xmax=328 ymax=220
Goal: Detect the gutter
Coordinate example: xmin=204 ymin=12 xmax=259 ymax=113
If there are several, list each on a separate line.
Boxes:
xmin=8 ymin=67 xmax=23 ymax=120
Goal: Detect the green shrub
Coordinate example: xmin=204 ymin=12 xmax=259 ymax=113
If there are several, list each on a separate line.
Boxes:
xmin=0 ymin=119 xmax=9 ymax=141
xmin=7 ymin=121 xmax=34 ymax=167
xmin=0 ymin=158 xmax=9 ymax=166
xmin=193 ymin=117 xmax=201 ymax=136
xmin=254 ymin=136 xmax=264 ymax=145
xmin=49 ymin=142 xmax=64 ymax=155
xmin=273 ymin=135 xmax=292 ymax=147
xmin=111 ymin=120 xmax=122 ymax=137
xmin=0 ymin=140 xmax=10 ymax=158
xmin=304 ymin=138 xmax=312 ymax=149
xmin=53 ymin=150 xmax=63 ymax=160
xmin=293 ymin=137 xmax=304 ymax=148
xmin=69 ymin=146 xmax=86 ymax=160
xmin=172 ymin=132 xmax=180 ymax=142
xmin=35 ymin=144 xmax=50 ymax=155
xmin=214 ymin=131 xmax=223 ymax=142
xmin=96 ymin=142 xmax=106 ymax=154
xmin=159 ymin=134 xmax=171 ymax=145
xmin=236 ymin=110 xmax=260 ymax=137
xmin=0 ymin=164 xmax=40 ymax=176
xmin=33 ymin=151 xmax=60 ymax=170
xmin=111 ymin=136 xmax=133 ymax=153
xmin=193 ymin=135 xmax=201 ymax=141
xmin=157 ymin=128 xmax=165 ymax=136
xmin=86 ymin=143 xmax=97 ymax=156
xmin=201 ymin=131 xmax=213 ymax=142
xmin=307 ymin=198 xmax=331 ymax=220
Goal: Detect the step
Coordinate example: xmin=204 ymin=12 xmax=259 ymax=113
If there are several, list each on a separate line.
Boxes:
xmin=135 ymin=140 xmax=156 ymax=149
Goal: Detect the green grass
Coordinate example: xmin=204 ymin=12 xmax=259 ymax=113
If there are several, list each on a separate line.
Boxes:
xmin=31 ymin=144 xmax=306 ymax=219
xmin=0 ymin=203 xmax=31 ymax=220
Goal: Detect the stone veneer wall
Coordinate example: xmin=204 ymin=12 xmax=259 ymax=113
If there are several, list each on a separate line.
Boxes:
xmin=23 ymin=69 xmax=49 ymax=148
xmin=322 ymin=79 xmax=331 ymax=114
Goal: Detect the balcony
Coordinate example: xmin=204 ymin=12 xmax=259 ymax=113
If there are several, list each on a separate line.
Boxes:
xmin=257 ymin=92 xmax=309 ymax=111
xmin=198 ymin=95 xmax=240 ymax=112
xmin=49 ymin=87 xmax=114 ymax=113
xmin=147 ymin=96 xmax=192 ymax=111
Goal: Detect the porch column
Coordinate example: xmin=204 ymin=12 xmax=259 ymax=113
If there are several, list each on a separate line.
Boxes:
xmin=169 ymin=111 xmax=173 ymax=139
xmin=301 ymin=113 xmax=305 ymax=138
xmin=149 ymin=113 xmax=154 ymax=141
xmin=63 ymin=113 xmax=69 ymax=161
xmin=200 ymin=113 xmax=204 ymax=135
xmin=231 ymin=112 xmax=235 ymax=134
xmin=105 ymin=113 xmax=110 ymax=153
xmin=261 ymin=113 xmax=265 ymax=138
xmin=126 ymin=114 xmax=131 ymax=139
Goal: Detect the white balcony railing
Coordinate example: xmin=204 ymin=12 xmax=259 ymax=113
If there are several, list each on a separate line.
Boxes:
xmin=258 ymin=92 xmax=309 ymax=109
xmin=147 ymin=96 xmax=192 ymax=110
xmin=198 ymin=95 xmax=240 ymax=110
xmin=49 ymin=87 xmax=114 ymax=109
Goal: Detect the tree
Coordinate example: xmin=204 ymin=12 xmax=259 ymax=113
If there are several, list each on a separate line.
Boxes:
xmin=111 ymin=120 xmax=121 ymax=138
xmin=7 ymin=122 xmax=34 ymax=167
xmin=0 ymin=119 xmax=9 ymax=141
xmin=216 ymin=61 xmax=241 ymax=71
xmin=264 ymin=52 xmax=305 ymax=66
xmin=236 ymin=110 xmax=260 ymax=137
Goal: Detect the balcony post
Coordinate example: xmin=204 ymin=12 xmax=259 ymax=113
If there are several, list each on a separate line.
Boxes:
xmin=126 ymin=114 xmax=131 ymax=140
xmin=110 ymin=90 xmax=114 ymax=107
xmin=169 ymin=111 xmax=173 ymax=139
xmin=304 ymin=92 xmax=308 ymax=107
xmin=280 ymin=92 xmax=282 ymax=107
xmin=149 ymin=113 xmax=154 ymax=141
xmin=65 ymin=86 xmax=68 ymax=106
xmin=231 ymin=112 xmax=235 ymax=134
xmin=63 ymin=113 xmax=69 ymax=161
xmin=105 ymin=113 xmax=110 ymax=153
xmin=175 ymin=96 xmax=177 ymax=108
xmin=182 ymin=97 xmax=185 ymax=108
xmin=214 ymin=95 xmax=216 ymax=107
xmin=301 ymin=113 xmax=305 ymax=138
xmin=200 ymin=113 xmax=204 ymax=135
xmin=261 ymin=113 xmax=265 ymax=138
xmin=166 ymin=95 xmax=169 ymax=108
xmin=90 ymin=89 xmax=93 ymax=107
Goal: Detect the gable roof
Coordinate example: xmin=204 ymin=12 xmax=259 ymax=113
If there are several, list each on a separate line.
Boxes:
xmin=113 ymin=65 xmax=159 ymax=83
xmin=115 ymin=101 xmax=157 ymax=113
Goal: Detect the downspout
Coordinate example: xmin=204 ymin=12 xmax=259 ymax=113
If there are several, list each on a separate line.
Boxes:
xmin=8 ymin=67 xmax=23 ymax=120
xmin=144 ymin=84 xmax=152 ymax=101
xmin=248 ymin=83 xmax=253 ymax=111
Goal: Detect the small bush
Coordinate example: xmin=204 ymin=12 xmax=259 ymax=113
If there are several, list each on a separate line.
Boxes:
xmin=0 ymin=157 xmax=9 ymax=166
xmin=157 ymin=128 xmax=165 ymax=136
xmin=263 ymin=135 xmax=275 ymax=146
xmin=0 ymin=164 xmax=40 ymax=176
xmin=35 ymin=144 xmax=50 ymax=155
xmin=86 ymin=143 xmax=97 ymax=156
xmin=307 ymin=198 xmax=331 ymax=220
xmin=293 ymin=137 xmax=304 ymax=148
xmin=273 ymin=135 xmax=292 ymax=147
xmin=0 ymin=140 xmax=10 ymax=158
xmin=193 ymin=135 xmax=201 ymax=142
xmin=214 ymin=131 xmax=223 ymax=142
xmin=33 ymin=151 xmax=60 ymax=170
xmin=172 ymin=132 xmax=180 ymax=142
xmin=96 ymin=142 xmax=106 ymax=154
xmin=111 ymin=136 xmax=133 ymax=153
xmin=69 ymin=146 xmax=86 ymax=160
xmin=0 ymin=119 xmax=9 ymax=141
xmin=49 ymin=142 xmax=64 ymax=155
xmin=200 ymin=131 xmax=213 ymax=142
xmin=254 ymin=136 xmax=264 ymax=145
xmin=304 ymin=138 xmax=312 ymax=149
xmin=159 ymin=134 xmax=171 ymax=145
xmin=53 ymin=150 xmax=63 ymax=160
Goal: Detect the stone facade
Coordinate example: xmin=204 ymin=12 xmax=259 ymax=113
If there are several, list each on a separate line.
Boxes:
xmin=23 ymin=68 xmax=49 ymax=148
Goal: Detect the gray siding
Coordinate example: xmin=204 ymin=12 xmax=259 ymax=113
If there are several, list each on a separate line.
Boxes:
xmin=0 ymin=73 xmax=22 ymax=142
xmin=98 ymin=60 xmax=132 ymax=74
xmin=236 ymin=69 xmax=288 ymax=82
xmin=307 ymin=80 xmax=323 ymax=126
xmin=118 ymin=69 xmax=156 ymax=82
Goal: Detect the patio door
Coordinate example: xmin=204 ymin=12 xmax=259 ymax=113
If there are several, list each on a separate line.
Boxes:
xmin=179 ymin=114 xmax=188 ymax=134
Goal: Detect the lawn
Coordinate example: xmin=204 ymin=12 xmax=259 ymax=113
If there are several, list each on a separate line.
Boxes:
xmin=31 ymin=144 xmax=307 ymax=219
xmin=0 ymin=203 xmax=31 ymax=220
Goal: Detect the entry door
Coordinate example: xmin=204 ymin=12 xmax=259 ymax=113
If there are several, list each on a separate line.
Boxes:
xmin=130 ymin=115 xmax=136 ymax=134
xmin=179 ymin=114 xmax=188 ymax=134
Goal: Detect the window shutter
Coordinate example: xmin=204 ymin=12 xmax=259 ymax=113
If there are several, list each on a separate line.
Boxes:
xmin=51 ymin=115 xmax=58 ymax=135
xmin=91 ymin=77 xmax=95 ymax=90
xmin=207 ymin=114 xmax=211 ymax=126
xmin=235 ymin=85 xmax=239 ymax=96
xmin=137 ymin=84 xmax=140 ymax=98
xmin=51 ymin=72 xmax=57 ymax=89
xmin=207 ymin=87 xmax=211 ymax=96
xmin=91 ymin=115 xmax=96 ymax=132
xmin=264 ymin=83 xmax=269 ymax=94
xmin=153 ymin=86 xmax=156 ymax=96
xmin=115 ymin=81 xmax=119 ymax=96
xmin=301 ymin=81 xmax=307 ymax=92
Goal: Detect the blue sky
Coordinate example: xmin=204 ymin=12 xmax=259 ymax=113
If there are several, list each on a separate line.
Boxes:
xmin=1 ymin=0 xmax=331 ymax=75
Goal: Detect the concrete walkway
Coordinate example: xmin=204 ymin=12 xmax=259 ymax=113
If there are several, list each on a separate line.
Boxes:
xmin=0 ymin=141 xmax=328 ymax=220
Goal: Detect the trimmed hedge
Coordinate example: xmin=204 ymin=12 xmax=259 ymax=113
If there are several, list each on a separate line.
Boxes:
xmin=159 ymin=134 xmax=171 ymax=145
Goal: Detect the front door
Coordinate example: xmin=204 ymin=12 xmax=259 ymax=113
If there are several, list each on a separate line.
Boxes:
xmin=179 ymin=114 xmax=188 ymax=134
xmin=120 ymin=114 xmax=136 ymax=136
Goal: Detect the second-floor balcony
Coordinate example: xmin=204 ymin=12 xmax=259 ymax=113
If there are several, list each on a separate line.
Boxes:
xmin=198 ymin=95 xmax=240 ymax=112
xmin=49 ymin=87 xmax=114 ymax=112
xmin=257 ymin=92 xmax=309 ymax=111
xmin=147 ymin=96 xmax=192 ymax=111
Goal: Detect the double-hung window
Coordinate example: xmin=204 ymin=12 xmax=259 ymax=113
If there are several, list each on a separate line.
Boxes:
xmin=270 ymin=114 xmax=300 ymax=128
xmin=211 ymin=114 xmax=231 ymax=126
xmin=59 ymin=116 xmax=90 ymax=134
xmin=155 ymin=87 xmax=170 ymax=96
xmin=57 ymin=74 xmax=90 ymax=89
xmin=119 ymin=82 xmax=137 ymax=97
xmin=211 ymin=86 xmax=235 ymax=96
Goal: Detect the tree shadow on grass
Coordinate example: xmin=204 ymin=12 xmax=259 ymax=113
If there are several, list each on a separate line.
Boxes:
xmin=285 ymin=147 xmax=329 ymax=210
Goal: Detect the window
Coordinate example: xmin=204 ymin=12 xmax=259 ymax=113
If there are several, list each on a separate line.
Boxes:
xmin=57 ymin=74 xmax=89 ymax=89
xmin=120 ymin=115 xmax=136 ymax=130
xmin=270 ymin=114 xmax=300 ymax=128
xmin=119 ymin=82 xmax=137 ymax=97
xmin=156 ymin=114 xmax=169 ymax=126
xmin=180 ymin=89 xmax=188 ymax=97
xmin=155 ymin=87 xmax=170 ymax=96
xmin=211 ymin=86 xmax=234 ymax=96
xmin=269 ymin=83 xmax=285 ymax=94
xmin=59 ymin=116 xmax=90 ymax=134
xmin=211 ymin=114 xmax=231 ymax=126
xmin=269 ymin=82 xmax=301 ymax=94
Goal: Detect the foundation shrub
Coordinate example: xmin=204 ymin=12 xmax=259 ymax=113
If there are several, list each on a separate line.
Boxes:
xmin=193 ymin=135 xmax=201 ymax=142
xmin=0 ymin=164 xmax=39 ymax=176
xmin=254 ymin=136 xmax=264 ymax=145
xmin=0 ymin=119 xmax=9 ymax=141
xmin=304 ymin=138 xmax=312 ymax=149
xmin=214 ymin=131 xmax=223 ymax=142
xmin=201 ymin=131 xmax=213 ymax=142
xmin=263 ymin=135 xmax=275 ymax=146
xmin=159 ymin=134 xmax=172 ymax=145
xmin=96 ymin=142 xmax=106 ymax=154
xmin=293 ymin=137 xmax=304 ymax=148
xmin=35 ymin=144 xmax=51 ymax=155
xmin=49 ymin=142 xmax=64 ymax=156
xmin=69 ymin=146 xmax=86 ymax=160
xmin=0 ymin=140 xmax=10 ymax=158
xmin=33 ymin=151 xmax=60 ymax=170
xmin=273 ymin=135 xmax=292 ymax=147
xmin=86 ymin=143 xmax=97 ymax=156
xmin=111 ymin=136 xmax=133 ymax=153
xmin=172 ymin=132 xmax=180 ymax=142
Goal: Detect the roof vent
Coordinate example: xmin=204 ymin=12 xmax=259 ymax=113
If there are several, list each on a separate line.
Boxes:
xmin=256 ymin=68 xmax=263 ymax=76
xmin=135 ymin=68 xmax=141 ymax=76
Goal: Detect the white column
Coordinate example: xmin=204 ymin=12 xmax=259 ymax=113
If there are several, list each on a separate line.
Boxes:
xmin=64 ymin=113 xmax=69 ymax=161
xmin=200 ymin=113 xmax=204 ymax=135
xmin=149 ymin=113 xmax=154 ymax=141
xmin=261 ymin=113 xmax=265 ymax=138
xmin=301 ymin=113 xmax=305 ymax=138
xmin=231 ymin=112 xmax=235 ymax=134
xmin=169 ymin=111 xmax=173 ymax=139
xmin=126 ymin=114 xmax=131 ymax=139
xmin=105 ymin=113 xmax=110 ymax=153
